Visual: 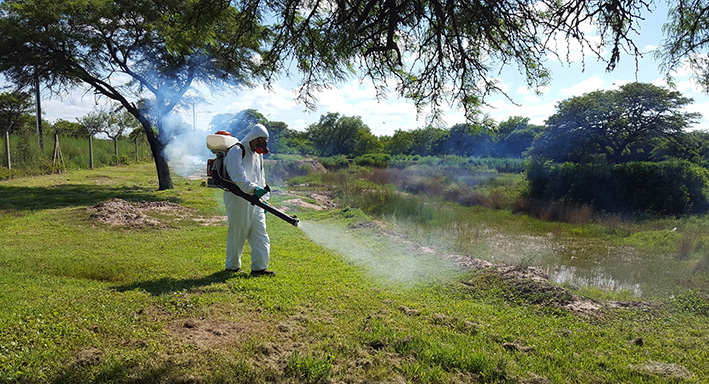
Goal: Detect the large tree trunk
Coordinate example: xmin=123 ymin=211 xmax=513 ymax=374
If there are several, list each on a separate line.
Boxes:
xmin=151 ymin=139 xmax=173 ymax=190
xmin=4 ymin=131 xmax=10 ymax=170
xmin=122 ymin=103 xmax=173 ymax=190
xmin=142 ymin=122 xmax=173 ymax=190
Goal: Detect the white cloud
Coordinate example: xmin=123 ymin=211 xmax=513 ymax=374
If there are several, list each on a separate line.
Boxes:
xmin=482 ymin=97 xmax=558 ymax=125
xmin=559 ymin=75 xmax=607 ymax=97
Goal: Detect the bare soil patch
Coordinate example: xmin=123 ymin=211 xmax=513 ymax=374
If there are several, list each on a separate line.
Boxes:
xmin=87 ymin=198 xmax=224 ymax=227
xmin=297 ymin=159 xmax=328 ymax=174
xmin=282 ymin=191 xmax=337 ymax=211
xmin=73 ymin=348 xmax=104 ymax=367
xmin=628 ymin=361 xmax=693 ymax=380
xmin=168 ymin=318 xmax=263 ymax=349
xmin=87 ymin=199 xmax=161 ymax=227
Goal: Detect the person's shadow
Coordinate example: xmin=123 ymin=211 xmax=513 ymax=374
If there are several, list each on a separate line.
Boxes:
xmin=113 ymin=270 xmax=246 ymax=296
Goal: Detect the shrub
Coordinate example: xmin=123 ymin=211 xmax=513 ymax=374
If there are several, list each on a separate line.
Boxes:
xmin=318 ymin=155 xmax=350 ymax=170
xmin=525 ymin=160 xmax=709 ymax=215
xmin=0 ymin=167 xmax=17 ymax=180
xmin=353 ymin=153 xmax=391 ymax=168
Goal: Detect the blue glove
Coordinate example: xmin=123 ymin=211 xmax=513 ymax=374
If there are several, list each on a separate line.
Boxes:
xmin=253 ymin=187 xmax=267 ymax=198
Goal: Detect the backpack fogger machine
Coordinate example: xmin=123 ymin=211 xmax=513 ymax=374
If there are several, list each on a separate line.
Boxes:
xmin=206 ymin=131 xmax=300 ymax=227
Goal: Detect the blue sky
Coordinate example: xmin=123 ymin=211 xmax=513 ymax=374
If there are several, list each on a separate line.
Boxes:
xmin=8 ymin=2 xmax=709 ymax=138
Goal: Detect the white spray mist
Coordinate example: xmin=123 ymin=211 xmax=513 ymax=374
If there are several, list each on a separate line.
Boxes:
xmin=298 ymin=221 xmax=460 ymax=285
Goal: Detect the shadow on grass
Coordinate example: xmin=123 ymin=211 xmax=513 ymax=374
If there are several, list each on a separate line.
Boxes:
xmin=0 ymin=184 xmax=170 ymax=211
xmin=113 ymin=270 xmax=242 ymax=296
xmin=48 ymin=350 xmax=257 ymax=384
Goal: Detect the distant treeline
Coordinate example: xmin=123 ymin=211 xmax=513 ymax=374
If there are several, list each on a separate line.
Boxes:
xmin=212 ymin=110 xmax=543 ymax=160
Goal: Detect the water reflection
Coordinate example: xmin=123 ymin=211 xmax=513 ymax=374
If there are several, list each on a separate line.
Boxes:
xmin=548 ymin=265 xmax=643 ymax=297
xmin=473 ymin=229 xmax=688 ymax=298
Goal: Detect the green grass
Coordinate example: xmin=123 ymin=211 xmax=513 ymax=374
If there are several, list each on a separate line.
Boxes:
xmin=1 ymin=164 xmax=708 ymax=383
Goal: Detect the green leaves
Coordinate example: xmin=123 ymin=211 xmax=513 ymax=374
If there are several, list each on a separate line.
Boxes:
xmin=530 ymin=82 xmax=698 ymax=164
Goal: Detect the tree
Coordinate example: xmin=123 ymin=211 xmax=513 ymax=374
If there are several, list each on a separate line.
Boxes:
xmin=128 ymin=127 xmax=147 ymax=162
xmin=77 ymin=110 xmax=110 ymax=170
xmin=659 ymin=0 xmax=709 ymax=92
xmin=353 ymin=127 xmax=382 ymax=156
xmin=226 ymin=109 xmax=267 ymax=140
xmin=0 ymin=91 xmax=33 ymax=169
xmin=0 ymin=0 xmax=671 ymax=185
xmin=0 ymin=0 xmax=265 ymax=189
xmin=264 ymin=120 xmax=293 ymax=154
xmin=530 ymin=83 xmax=700 ymax=163
xmin=104 ymin=109 xmax=141 ymax=165
xmin=443 ymin=124 xmax=478 ymax=156
xmin=495 ymin=116 xmax=544 ymax=158
xmin=408 ymin=126 xmax=449 ymax=156
xmin=50 ymin=119 xmax=82 ymax=168
xmin=384 ymin=129 xmax=414 ymax=156
xmin=306 ymin=113 xmax=370 ymax=157
xmin=650 ymin=130 xmax=709 ymax=164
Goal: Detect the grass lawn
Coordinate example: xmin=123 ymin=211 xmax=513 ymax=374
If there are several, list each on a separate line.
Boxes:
xmin=0 ymin=164 xmax=707 ymax=383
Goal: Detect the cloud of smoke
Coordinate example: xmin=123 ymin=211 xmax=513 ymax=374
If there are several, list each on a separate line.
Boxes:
xmin=158 ymin=113 xmax=213 ymax=178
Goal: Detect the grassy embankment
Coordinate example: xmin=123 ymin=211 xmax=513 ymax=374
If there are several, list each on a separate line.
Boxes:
xmin=1 ymin=163 xmax=708 ymax=383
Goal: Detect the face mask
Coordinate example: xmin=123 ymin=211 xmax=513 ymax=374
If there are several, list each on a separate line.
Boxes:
xmin=254 ymin=145 xmax=270 ymax=155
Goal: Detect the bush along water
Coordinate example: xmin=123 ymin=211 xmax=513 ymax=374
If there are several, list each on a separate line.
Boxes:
xmin=526 ymin=160 xmax=709 ymax=215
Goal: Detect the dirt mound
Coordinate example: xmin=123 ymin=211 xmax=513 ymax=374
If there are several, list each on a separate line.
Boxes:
xmin=134 ymin=201 xmax=185 ymax=211
xmin=88 ymin=198 xmax=226 ymax=227
xmin=298 ymin=159 xmax=328 ymax=174
xmin=88 ymin=199 xmax=161 ymax=227
xmin=282 ymin=191 xmax=337 ymax=211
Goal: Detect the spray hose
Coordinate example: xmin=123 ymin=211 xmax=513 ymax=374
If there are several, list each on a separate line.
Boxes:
xmin=212 ymin=169 xmax=299 ymax=227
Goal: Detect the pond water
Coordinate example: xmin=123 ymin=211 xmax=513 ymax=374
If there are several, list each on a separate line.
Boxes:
xmin=472 ymin=229 xmax=695 ymax=298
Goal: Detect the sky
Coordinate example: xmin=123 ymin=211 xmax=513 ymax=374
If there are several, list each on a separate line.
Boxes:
xmin=5 ymin=2 xmax=709 ymax=138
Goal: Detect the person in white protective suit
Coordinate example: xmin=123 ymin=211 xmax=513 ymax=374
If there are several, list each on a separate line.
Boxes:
xmin=223 ymin=124 xmax=275 ymax=277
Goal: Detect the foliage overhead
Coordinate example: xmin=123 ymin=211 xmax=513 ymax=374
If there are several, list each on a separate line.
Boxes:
xmin=659 ymin=0 xmax=709 ymax=92
xmin=258 ymin=0 xmax=650 ymax=123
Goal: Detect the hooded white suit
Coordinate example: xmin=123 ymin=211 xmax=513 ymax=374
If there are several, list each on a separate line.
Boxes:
xmin=223 ymin=124 xmax=270 ymax=271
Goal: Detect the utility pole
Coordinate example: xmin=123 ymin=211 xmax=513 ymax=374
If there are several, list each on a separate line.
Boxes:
xmin=34 ymin=75 xmax=43 ymax=149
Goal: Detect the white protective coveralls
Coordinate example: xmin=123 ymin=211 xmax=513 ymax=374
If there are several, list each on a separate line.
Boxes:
xmin=223 ymin=124 xmax=270 ymax=271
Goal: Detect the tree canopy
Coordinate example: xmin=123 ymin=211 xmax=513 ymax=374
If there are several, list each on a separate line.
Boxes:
xmin=0 ymin=91 xmax=33 ymax=134
xmin=529 ymin=83 xmax=700 ymax=163
xmin=0 ymin=0 xmax=265 ymax=189
xmin=259 ymin=0 xmax=650 ymax=122
xmin=658 ymin=0 xmax=709 ymax=92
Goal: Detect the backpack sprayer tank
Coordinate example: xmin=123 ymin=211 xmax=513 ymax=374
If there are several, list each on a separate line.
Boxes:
xmin=206 ymin=131 xmax=239 ymax=187
xmin=207 ymin=131 xmax=240 ymax=153
xmin=205 ymin=131 xmax=299 ymax=227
